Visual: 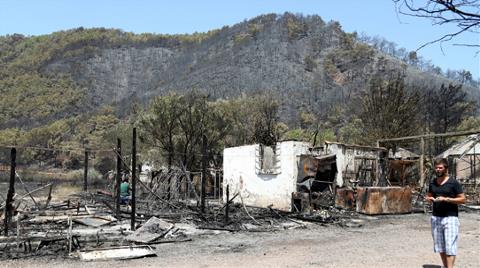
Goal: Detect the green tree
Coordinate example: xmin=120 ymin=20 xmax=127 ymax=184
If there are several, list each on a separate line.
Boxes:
xmin=176 ymin=91 xmax=209 ymax=170
xmin=204 ymin=100 xmax=234 ymax=166
xmin=139 ymin=93 xmax=181 ymax=168
xmin=423 ymin=83 xmax=476 ymax=134
xmin=212 ymin=98 xmax=250 ymax=147
xmin=338 ymin=116 xmax=364 ymax=144
xmin=422 ymin=83 xmax=477 ymax=153
xmin=360 ymin=76 xmax=422 ymax=145
xmin=140 ymin=90 xmax=232 ymax=171
xmin=250 ymin=93 xmax=281 ymax=146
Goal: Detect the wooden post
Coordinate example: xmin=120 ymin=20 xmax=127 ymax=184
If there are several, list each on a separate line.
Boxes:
xmin=213 ymin=170 xmax=217 ymax=200
xmin=84 ymin=150 xmax=88 ymax=192
xmin=4 ymin=148 xmax=16 ymax=236
xmin=200 ymin=135 xmax=207 ymax=213
xmin=420 ymin=137 xmax=425 ymax=188
xmin=116 ymin=138 xmax=122 ymax=219
xmin=68 ymin=215 xmax=73 ymax=253
xmin=185 ymin=171 xmax=190 ymax=201
xmin=131 ymin=128 xmax=137 ymax=231
xmin=375 ymin=141 xmax=381 ymax=186
xmin=473 ymin=146 xmax=477 ymax=192
xmin=16 ymin=212 xmax=20 ymax=243
xmin=224 ymin=184 xmax=229 ymax=225
xmin=219 ymin=171 xmax=223 ymax=202
xmin=184 ymin=172 xmax=189 ymax=201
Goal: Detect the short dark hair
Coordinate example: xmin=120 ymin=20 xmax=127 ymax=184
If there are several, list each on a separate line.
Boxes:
xmin=434 ymin=158 xmax=449 ymax=169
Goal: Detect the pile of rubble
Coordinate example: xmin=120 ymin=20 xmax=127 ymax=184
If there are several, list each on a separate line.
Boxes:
xmin=0 ymin=186 xmax=361 ymax=261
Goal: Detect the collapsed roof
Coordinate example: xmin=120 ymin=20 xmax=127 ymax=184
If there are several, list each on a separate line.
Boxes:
xmin=437 ymin=134 xmax=480 ymax=158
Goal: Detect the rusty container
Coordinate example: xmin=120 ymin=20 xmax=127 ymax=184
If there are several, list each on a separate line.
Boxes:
xmin=335 ymin=188 xmax=355 ymax=209
xmin=356 ymin=186 xmax=412 ymax=215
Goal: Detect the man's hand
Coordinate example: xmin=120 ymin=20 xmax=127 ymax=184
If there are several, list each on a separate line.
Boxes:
xmin=425 ymin=196 xmax=435 ymax=203
xmin=435 ymin=196 xmax=448 ymax=202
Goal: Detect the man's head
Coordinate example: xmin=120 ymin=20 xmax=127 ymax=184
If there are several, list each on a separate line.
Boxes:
xmin=433 ymin=158 xmax=448 ymax=178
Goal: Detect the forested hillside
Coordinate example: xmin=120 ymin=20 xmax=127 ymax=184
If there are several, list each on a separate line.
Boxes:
xmin=0 ymin=13 xmax=478 ymax=170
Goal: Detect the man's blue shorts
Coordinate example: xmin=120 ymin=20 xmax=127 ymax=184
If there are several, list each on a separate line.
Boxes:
xmin=121 ymin=195 xmax=130 ymax=205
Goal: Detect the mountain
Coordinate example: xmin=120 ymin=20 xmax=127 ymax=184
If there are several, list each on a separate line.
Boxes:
xmin=1 ymin=13 xmax=478 ymax=130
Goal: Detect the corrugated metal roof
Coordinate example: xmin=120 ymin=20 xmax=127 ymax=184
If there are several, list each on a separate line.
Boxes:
xmin=388 ymin=147 xmax=419 ymax=159
xmin=437 ymin=134 xmax=480 ymax=157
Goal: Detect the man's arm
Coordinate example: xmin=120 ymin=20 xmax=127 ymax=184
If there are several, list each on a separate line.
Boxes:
xmin=436 ymin=193 xmax=466 ymax=205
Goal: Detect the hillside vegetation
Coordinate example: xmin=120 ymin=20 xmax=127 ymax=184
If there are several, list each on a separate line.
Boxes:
xmin=0 ymin=13 xmax=478 ymax=171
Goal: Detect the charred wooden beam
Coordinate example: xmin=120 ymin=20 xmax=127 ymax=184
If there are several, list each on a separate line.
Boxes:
xmin=84 ymin=150 xmax=88 ymax=192
xmin=200 ymin=135 xmax=207 ymax=213
xmin=377 ymin=129 xmax=480 ymax=143
xmin=224 ymin=184 xmax=229 ymax=225
xmin=15 ymin=172 xmax=40 ymax=210
xmin=131 ymin=127 xmax=137 ymax=231
xmin=115 ymin=138 xmax=122 ymax=219
xmin=4 ymin=148 xmax=16 ymax=236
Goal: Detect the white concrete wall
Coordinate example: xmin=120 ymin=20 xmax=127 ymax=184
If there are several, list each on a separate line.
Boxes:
xmin=223 ymin=141 xmax=310 ymax=211
xmin=324 ymin=143 xmax=380 ymax=187
xmin=325 ymin=143 xmax=345 ymax=187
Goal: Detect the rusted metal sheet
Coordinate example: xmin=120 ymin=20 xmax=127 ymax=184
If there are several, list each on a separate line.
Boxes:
xmin=298 ymin=155 xmax=319 ymax=180
xmin=335 ymin=188 xmax=355 ymax=209
xmin=297 ymin=154 xmax=336 ymax=182
xmin=356 ymin=186 xmax=412 ymax=215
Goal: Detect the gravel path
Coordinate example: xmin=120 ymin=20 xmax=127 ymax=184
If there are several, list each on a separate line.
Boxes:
xmin=2 ymin=211 xmax=479 ymax=268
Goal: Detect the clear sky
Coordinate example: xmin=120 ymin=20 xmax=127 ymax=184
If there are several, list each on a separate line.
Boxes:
xmin=0 ymin=0 xmax=478 ymax=79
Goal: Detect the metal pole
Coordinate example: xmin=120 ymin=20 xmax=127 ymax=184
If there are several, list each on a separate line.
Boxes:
xmin=84 ymin=150 xmax=88 ymax=192
xmin=4 ymin=148 xmax=16 ymax=236
xmin=131 ymin=128 xmax=137 ymax=231
xmin=116 ymin=138 xmax=122 ymax=219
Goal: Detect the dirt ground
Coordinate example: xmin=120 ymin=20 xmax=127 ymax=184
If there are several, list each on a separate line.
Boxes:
xmin=1 ymin=210 xmax=479 ymax=268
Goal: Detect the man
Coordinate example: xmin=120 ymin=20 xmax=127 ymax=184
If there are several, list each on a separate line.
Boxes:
xmin=426 ymin=158 xmax=466 ymax=268
xmin=120 ymin=175 xmax=131 ymax=205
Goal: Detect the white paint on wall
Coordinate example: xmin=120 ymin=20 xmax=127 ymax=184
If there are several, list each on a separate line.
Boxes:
xmin=223 ymin=140 xmax=384 ymax=211
xmin=325 ymin=143 xmax=345 ymax=188
xmin=324 ymin=142 xmax=383 ymax=188
xmin=223 ymin=141 xmax=310 ymax=211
